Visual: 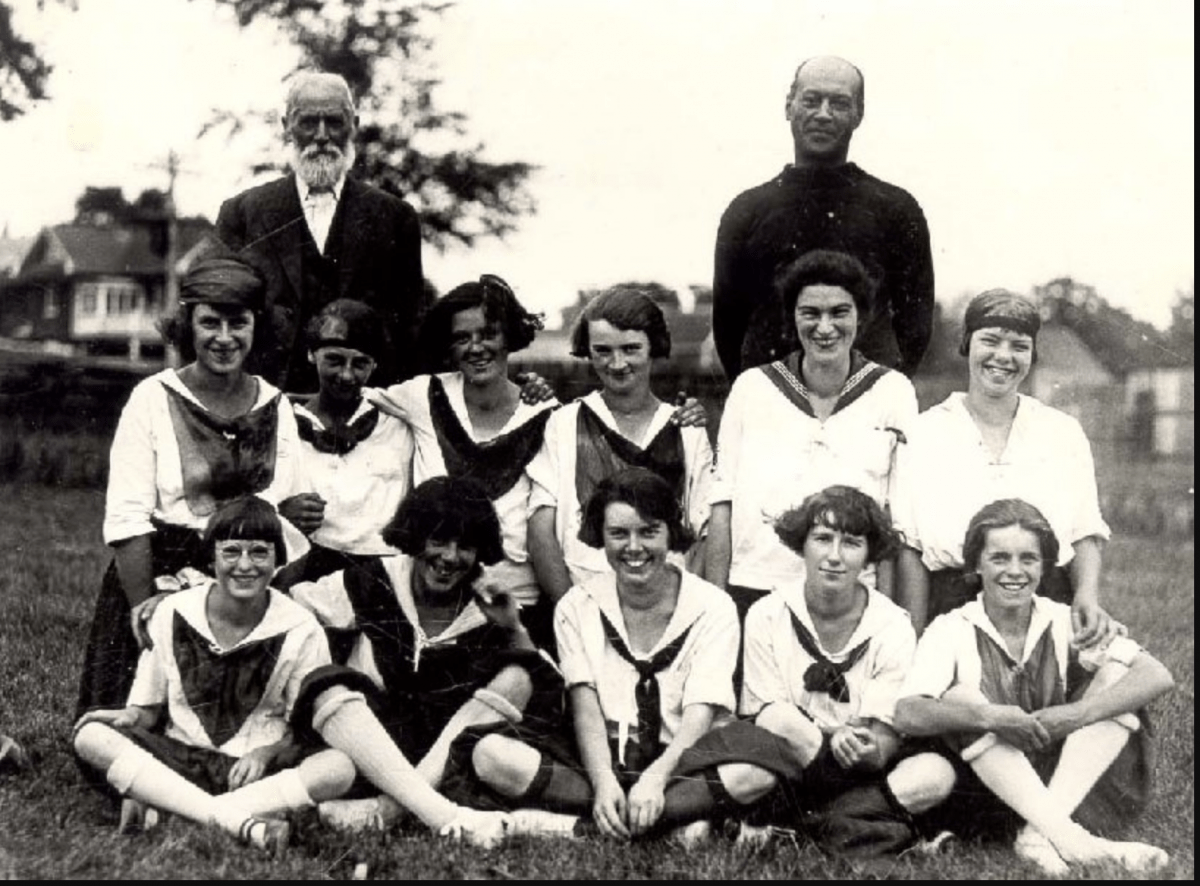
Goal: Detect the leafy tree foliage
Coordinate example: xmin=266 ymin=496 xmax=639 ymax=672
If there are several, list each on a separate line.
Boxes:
xmin=208 ymin=0 xmax=537 ymax=251
xmin=0 ymin=1 xmax=53 ymax=121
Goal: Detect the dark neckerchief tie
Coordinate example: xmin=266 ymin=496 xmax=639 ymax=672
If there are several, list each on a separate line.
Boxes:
xmin=295 ymin=406 xmax=381 ymax=455
xmin=788 ymin=611 xmax=870 ymax=704
xmin=598 ymin=610 xmax=693 ymax=767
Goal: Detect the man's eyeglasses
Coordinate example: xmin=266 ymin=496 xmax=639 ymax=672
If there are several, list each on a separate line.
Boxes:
xmin=216 ymin=543 xmax=275 ymax=566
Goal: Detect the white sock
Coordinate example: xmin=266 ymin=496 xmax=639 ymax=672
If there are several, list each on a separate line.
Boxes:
xmin=967 ymin=741 xmax=1096 ymax=856
xmin=107 ymin=744 xmax=250 ymax=836
xmin=220 ymin=768 xmax=313 ymax=819
xmin=312 ymin=687 xmax=458 ymax=830
xmin=1046 ymin=719 xmax=1130 ymax=815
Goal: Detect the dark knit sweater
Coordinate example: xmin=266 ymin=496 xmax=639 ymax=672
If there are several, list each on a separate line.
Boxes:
xmin=712 ymin=163 xmax=934 ymax=379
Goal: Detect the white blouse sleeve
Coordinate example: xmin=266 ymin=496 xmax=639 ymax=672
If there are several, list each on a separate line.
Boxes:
xmin=103 ymin=379 xmax=161 ymax=545
xmin=289 ymin=571 xmax=357 ymax=630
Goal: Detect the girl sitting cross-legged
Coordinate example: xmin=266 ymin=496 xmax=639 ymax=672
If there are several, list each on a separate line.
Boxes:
xmin=466 ymin=468 xmax=750 ymax=844
xmin=894 ymin=498 xmax=1174 ymax=876
xmin=72 ymin=496 xmax=356 ymax=858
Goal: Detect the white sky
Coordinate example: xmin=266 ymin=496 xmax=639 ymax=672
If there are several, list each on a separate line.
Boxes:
xmin=1 ymin=0 xmax=1193 ymax=328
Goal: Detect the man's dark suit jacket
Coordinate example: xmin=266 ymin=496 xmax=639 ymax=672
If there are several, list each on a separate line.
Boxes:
xmin=215 ymin=174 xmax=427 ymax=392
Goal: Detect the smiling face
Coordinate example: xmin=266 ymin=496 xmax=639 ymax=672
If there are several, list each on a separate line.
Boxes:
xmin=602 ymin=501 xmax=672 ymax=594
xmin=977 ymin=523 xmax=1043 ymax=616
xmin=967 ymin=326 xmax=1034 ymax=398
xmin=786 ymin=57 xmax=863 ymax=165
xmin=192 ymin=303 xmax=254 ymax=377
xmin=449 ymin=306 xmax=509 ymax=386
xmin=413 ymin=537 xmax=479 ymax=598
xmin=795 ymin=284 xmax=857 ymax=366
xmin=311 ymin=345 xmax=375 ymax=404
xmin=586 ymin=320 xmax=653 ymax=396
xmin=802 ymin=522 xmax=870 ymax=604
xmin=213 ymin=538 xmax=276 ymax=603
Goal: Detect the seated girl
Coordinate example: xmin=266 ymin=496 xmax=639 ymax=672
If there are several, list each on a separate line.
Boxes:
xmin=734 ymin=486 xmax=954 ymax=858
xmin=286 ymin=476 xmax=561 ymax=847
xmin=468 ymin=468 xmax=740 ymax=843
xmin=73 ymin=497 xmax=356 ymax=858
xmin=894 ymin=498 xmax=1174 ymax=875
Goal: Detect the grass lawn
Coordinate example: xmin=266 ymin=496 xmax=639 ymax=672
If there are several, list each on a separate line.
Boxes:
xmin=0 ymin=482 xmax=1192 ymax=880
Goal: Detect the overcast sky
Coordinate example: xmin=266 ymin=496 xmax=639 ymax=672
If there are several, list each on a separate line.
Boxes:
xmin=1 ymin=0 xmax=1193 ymax=328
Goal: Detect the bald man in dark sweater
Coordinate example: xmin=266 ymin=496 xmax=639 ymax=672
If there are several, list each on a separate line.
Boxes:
xmin=713 ymin=56 xmax=933 ymax=379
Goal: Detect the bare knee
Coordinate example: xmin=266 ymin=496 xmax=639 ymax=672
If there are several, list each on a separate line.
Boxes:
xmin=887 ymin=753 xmax=956 ymax=814
xmin=471 ymin=734 xmax=538 ymax=798
xmin=755 ymin=703 xmax=823 ymax=765
xmin=718 ymin=762 xmax=777 ymax=805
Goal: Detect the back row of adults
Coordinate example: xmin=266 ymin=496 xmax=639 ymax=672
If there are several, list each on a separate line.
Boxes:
xmin=212 ymin=59 xmax=932 ymax=394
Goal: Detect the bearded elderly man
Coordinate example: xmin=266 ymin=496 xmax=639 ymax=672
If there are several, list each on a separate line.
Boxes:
xmin=713 ymin=56 xmax=934 ymax=380
xmin=216 ymin=72 xmax=427 ymax=392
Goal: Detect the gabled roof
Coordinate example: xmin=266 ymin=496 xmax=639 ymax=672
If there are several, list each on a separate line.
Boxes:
xmin=16 ymin=220 xmax=213 ymax=281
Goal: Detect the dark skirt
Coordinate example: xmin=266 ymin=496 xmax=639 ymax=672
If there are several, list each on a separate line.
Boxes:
xmin=927 ymin=563 xmax=1073 ymax=623
xmin=75 ymin=522 xmax=208 ymax=722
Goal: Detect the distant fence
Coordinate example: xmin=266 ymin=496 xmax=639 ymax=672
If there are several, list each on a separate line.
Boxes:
xmin=1 ymin=351 xmax=1192 ymax=539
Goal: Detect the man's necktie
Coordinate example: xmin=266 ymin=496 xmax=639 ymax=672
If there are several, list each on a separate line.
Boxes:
xmin=598 ymin=611 xmax=693 ymax=768
xmin=789 ymin=611 xmax=869 ymax=704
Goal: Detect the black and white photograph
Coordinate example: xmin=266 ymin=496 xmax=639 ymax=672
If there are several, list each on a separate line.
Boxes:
xmin=0 ymin=0 xmax=1192 ymax=879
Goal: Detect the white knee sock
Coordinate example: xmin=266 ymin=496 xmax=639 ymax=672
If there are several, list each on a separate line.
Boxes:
xmin=967 ymin=742 xmax=1098 ymax=858
xmin=1046 ymin=719 xmax=1131 ymax=815
xmin=312 ymin=687 xmax=458 ymax=831
xmin=106 ymin=744 xmax=250 ymax=836
xmin=219 ymin=768 xmax=313 ymax=819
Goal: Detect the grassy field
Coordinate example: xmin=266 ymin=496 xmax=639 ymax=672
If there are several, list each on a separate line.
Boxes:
xmin=0 ymin=482 xmax=1192 ymax=880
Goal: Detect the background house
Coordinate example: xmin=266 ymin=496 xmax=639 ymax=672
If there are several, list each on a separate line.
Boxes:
xmin=0 ymin=219 xmax=213 ymax=360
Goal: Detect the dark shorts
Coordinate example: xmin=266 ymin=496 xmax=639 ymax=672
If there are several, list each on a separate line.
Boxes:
xmin=113 ymin=724 xmax=314 ymax=796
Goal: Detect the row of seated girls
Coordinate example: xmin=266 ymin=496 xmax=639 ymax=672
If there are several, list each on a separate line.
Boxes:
xmin=69 ymin=248 xmax=1173 ymax=874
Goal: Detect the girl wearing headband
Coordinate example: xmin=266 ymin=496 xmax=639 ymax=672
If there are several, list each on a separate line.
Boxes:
xmin=893 ymin=289 xmax=1116 ymax=642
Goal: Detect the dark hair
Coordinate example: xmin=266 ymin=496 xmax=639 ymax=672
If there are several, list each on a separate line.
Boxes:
xmin=776 ymin=249 xmax=877 ymax=321
xmin=773 ymin=485 xmax=898 ymax=564
xmin=417 ymin=276 xmax=543 ymax=373
xmin=569 ymin=286 xmax=672 ymax=359
xmin=157 ymin=301 xmax=270 ymax=363
xmin=958 ymin=288 xmax=1042 ymax=363
xmin=304 ymin=298 xmax=390 ymax=360
xmin=381 ymin=476 xmax=505 ymax=569
xmin=202 ymin=496 xmax=287 ymax=564
xmin=577 ymin=467 xmax=694 ymax=552
xmin=961 ymin=498 xmax=1059 ymax=577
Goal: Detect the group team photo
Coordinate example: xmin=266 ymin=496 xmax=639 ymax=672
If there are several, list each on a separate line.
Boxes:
xmin=0 ymin=1 xmax=1193 ymax=881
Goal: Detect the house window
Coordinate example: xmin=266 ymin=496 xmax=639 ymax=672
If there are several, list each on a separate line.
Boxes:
xmin=43 ymin=289 xmax=62 ymax=320
xmin=78 ymin=283 xmax=99 ymax=314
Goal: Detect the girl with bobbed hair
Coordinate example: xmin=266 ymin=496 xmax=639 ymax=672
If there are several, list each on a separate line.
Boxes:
xmin=527 ymin=285 xmax=714 ymax=605
xmin=893 ymin=288 xmax=1115 ymax=641
xmin=468 ymin=468 xmax=741 ymax=844
xmin=73 ymin=496 xmax=354 ymax=857
xmin=367 ymin=275 xmax=560 ymax=643
xmin=895 ymin=499 xmax=1174 ymax=876
xmin=272 ymin=298 xmax=416 ymax=590
xmin=77 ymin=248 xmax=305 ymax=721
xmin=707 ymin=249 xmax=917 ymax=644
xmin=286 ymin=476 xmax=561 ymax=846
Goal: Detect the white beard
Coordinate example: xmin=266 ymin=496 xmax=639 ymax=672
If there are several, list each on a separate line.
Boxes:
xmin=292 ymin=141 xmax=355 ymax=190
